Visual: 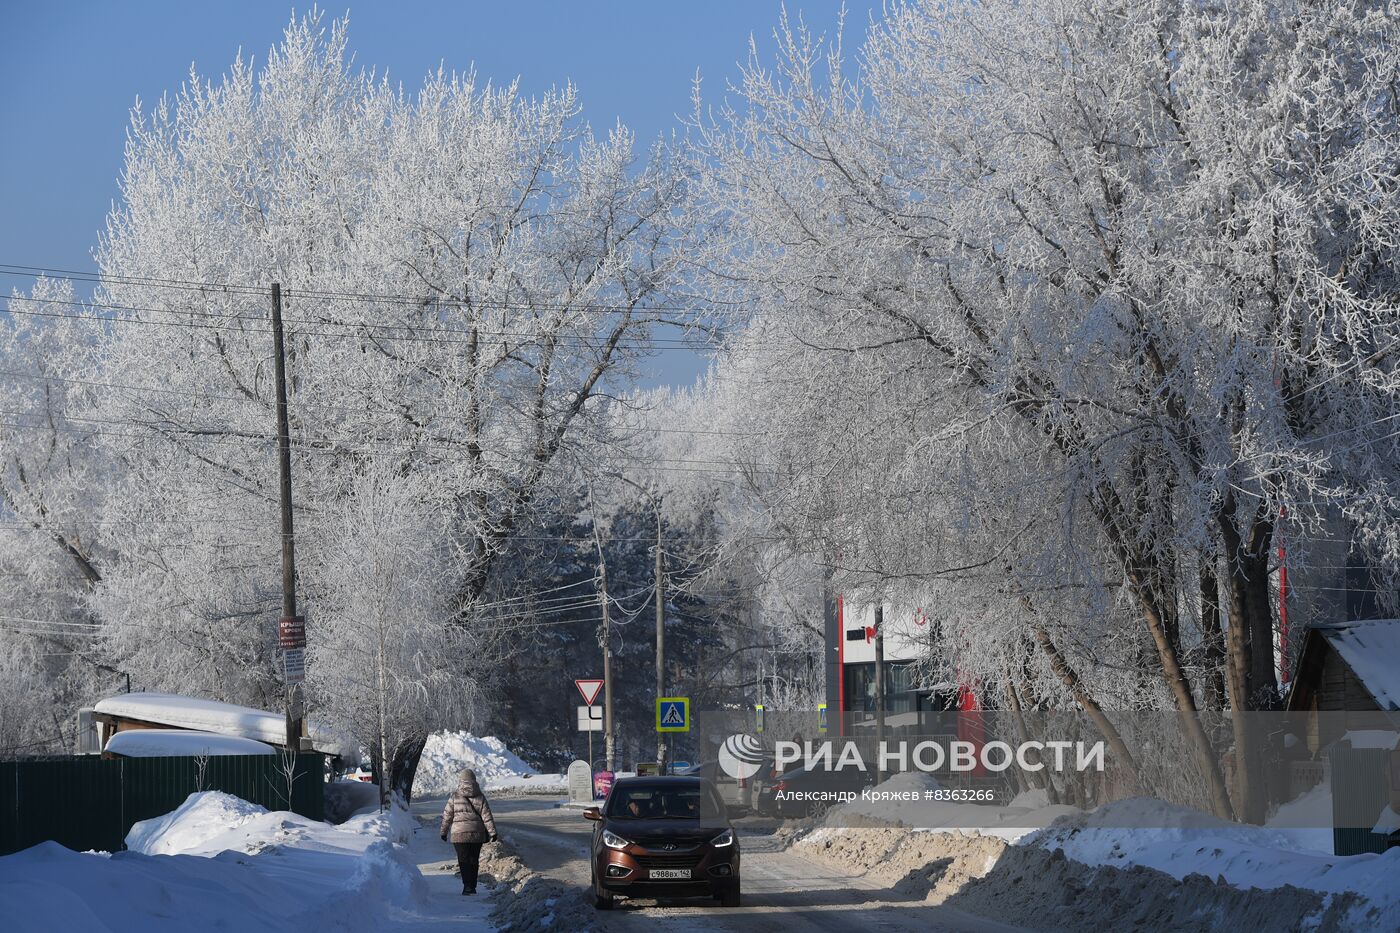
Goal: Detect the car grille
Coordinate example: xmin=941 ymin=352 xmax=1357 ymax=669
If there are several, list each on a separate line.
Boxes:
xmin=635 ymin=853 xmax=703 ymax=871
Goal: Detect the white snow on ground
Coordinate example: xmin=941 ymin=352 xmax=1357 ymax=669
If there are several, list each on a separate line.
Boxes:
xmin=1266 ymin=782 xmax=1336 ymax=853
xmin=125 ymin=791 xmax=268 ymax=855
xmin=415 ymin=730 xmax=564 ymax=795
xmin=105 ymin=728 xmax=276 ymax=758
xmin=0 ymin=791 xmax=493 ymax=932
xmin=1024 ymin=797 xmax=1400 ymax=923
xmin=92 ymin=692 xmax=357 ymax=759
xmin=830 ymin=777 xmax=1398 ymax=924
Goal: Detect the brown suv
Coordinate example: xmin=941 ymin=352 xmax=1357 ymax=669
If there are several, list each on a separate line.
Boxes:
xmin=583 ymin=775 xmax=741 ymax=909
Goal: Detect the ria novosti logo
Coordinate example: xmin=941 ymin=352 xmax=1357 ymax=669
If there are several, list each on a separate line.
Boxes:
xmin=718 ymin=733 xmax=767 ymax=780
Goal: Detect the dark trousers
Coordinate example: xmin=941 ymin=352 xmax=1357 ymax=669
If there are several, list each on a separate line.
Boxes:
xmin=453 ymin=841 xmax=483 ymax=892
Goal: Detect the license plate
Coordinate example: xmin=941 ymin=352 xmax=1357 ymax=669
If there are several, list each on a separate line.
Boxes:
xmin=648 ymin=868 xmax=692 ymax=880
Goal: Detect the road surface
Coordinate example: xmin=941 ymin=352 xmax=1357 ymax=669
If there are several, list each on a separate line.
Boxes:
xmin=479 ymin=797 xmax=1026 ymax=932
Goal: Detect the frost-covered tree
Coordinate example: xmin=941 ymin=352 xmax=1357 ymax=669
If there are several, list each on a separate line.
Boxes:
xmin=307 ymin=462 xmax=474 ymax=802
xmin=0 ymin=11 xmax=689 ymax=769
xmin=688 ymin=0 xmax=1400 ymax=821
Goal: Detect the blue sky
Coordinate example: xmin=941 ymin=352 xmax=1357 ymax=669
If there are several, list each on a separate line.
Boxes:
xmin=0 ymin=1 xmax=868 ymax=387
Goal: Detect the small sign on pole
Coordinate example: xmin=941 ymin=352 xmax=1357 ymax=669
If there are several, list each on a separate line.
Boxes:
xmin=818 ymin=702 xmax=828 ymax=733
xmin=575 ymin=678 xmax=605 ymax=706
xmin=755 ymin=703 xmax=765 ymax=733
xmin=656 ymin=697 xmax=690 ymax=733
xmin=282 ymin=647 xmax=306 ymax=684
xmin=577 ymin=705 xmax=603 ymax=732
xmin=278 ymin=615 xmax=306 ymax=649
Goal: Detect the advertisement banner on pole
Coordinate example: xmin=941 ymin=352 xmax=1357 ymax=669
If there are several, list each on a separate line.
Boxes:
xmin=282 ymin=647 xmax=306 ymax=684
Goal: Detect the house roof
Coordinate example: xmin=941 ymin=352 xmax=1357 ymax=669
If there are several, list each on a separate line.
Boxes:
xmin=93 ymin=692 xmax=356 ymax=759
xmin=1307 ymin=619 xmax=1400 ymax=711
xmin=105 ymin=729 xmax=276 ymax=758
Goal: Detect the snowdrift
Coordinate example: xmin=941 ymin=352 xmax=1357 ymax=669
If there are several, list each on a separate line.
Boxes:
xmin=0 ymin=792 xmax=433 ymax=933
xmin=414 ymin=730 xmax=564 ymax=795
xmin=810 ymin=787 xmax=1400 ymax=928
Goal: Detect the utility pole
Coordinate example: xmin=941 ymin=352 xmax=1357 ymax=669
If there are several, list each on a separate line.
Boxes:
xmin=655 ymin=502 xmax=666 ymax=774
xmin=598 ymin=556 xmax=615 ymax=772
xmin=270 ymin=283 xmax=304 ymax=750
xmin=583 ymin=475 xmax=615 ymax=773
xmin=874 ymin=602 xmax=887 ymax=786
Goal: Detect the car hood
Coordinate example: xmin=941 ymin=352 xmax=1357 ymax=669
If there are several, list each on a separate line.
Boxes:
xmin=604 ymin=819 xmax=729 ymax=847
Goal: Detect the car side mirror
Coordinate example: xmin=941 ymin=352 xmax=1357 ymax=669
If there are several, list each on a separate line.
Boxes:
xmin=582 ymin=806 xmax=602 ymax=821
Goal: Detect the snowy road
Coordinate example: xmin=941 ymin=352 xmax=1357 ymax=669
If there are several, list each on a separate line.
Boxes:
xmin=481 ymin=797 xmax=1027 ymax=932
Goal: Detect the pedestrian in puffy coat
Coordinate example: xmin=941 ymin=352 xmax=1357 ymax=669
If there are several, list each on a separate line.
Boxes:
xmin=439 ymin=768 xmax=498 ymax=895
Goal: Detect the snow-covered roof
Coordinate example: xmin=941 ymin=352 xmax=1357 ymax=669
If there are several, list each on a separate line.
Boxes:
xmin=105 ymin=729 xmax=276 ymax=758
xmin=93 ymin=692 xmax=356 ymax=759
xmin=1313 ymin=619 xmax=1400 ymax=711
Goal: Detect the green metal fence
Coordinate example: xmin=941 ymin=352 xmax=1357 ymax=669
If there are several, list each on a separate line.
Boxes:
xmin=1329 ymin=746 xmax=1392 ymax=857
xmin=0 ymin=753 xmax=324 ymax=856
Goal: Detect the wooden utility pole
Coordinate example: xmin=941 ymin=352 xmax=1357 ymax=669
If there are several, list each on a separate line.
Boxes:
xmin=270 ymin=283 xmax=304 ymax=749
xmin=874 ymin=603 xmax=887 ymax=785
xmin=655 ymin=503 xmax=666 ymax=773
xmin=598 ymin=557 xmax=615 ymax=772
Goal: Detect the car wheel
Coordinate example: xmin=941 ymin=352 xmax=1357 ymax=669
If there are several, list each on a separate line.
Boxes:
xmin=591 ymin=870 xmax=614 ymax=910
xmin=807 ymin=799 xmax=830 ymax=820
xmin=717 ymin=883 xmax=741 ymax=908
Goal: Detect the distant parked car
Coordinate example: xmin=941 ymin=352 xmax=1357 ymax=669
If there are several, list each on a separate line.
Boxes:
xmin=755 ymin=764 xmax=873 ymax=818
xmin=680 ymin=758 xmax=775 ymax=815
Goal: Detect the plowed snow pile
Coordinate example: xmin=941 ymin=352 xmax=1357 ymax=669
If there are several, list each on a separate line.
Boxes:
xmin=794 ymin=788 xmax=1399 ymax=931
xmin=0 ymin=791 xmax=450 ymax=932
xmin=415 ymin=731 xmax=564 ymax=795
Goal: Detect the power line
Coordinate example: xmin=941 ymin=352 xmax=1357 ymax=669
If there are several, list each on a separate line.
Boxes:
xmin=1 ymin=297 xmax=722 ymax=351
xmin=0 ymin=367 xmax=764 ymax=439
xmin=0 ymin=520 xmax=778 ymax=547
xmin=0 ymin=263 xmax=753 ymax=318
xmin=0 ymin=410 xmax=780 ymax=475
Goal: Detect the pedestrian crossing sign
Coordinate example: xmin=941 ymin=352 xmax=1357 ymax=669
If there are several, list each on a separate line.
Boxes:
xmin=656 ymin=697 xmax=690 ymax=733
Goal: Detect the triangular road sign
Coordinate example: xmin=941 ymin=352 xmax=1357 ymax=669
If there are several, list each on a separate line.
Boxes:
xmin=575 ymin=678 xmax=605 ymax=705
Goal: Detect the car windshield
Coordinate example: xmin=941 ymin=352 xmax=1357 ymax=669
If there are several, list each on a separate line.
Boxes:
xmin=607 ymin=785 xmax=705 ymax=820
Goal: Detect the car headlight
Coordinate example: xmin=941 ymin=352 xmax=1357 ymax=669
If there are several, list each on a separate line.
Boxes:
xmin=711 ymin=828 xmax=734 ymax=848
xmin=602 ymin=829 xmax=631 ymax=850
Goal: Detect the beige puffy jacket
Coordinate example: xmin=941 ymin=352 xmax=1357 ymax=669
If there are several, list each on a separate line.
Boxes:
xmin=439 ymin=769 xmax=497 ymax=844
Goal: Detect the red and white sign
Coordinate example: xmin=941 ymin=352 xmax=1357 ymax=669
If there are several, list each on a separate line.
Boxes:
xmin=575 ymin=678 xmax=604 ymax=705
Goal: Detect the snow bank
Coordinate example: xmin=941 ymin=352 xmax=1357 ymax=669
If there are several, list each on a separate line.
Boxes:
xmin=1023 ymin=796 xmax=1400 ymax=921
xmin=415 ymin=730 xmax=564 ymax=795
xmin=0 ymin=791 xmax=447 ymax=932
xmin=105 ymin=729 xmax=276 ymax=758
xmin=818 ymin=783 xmax=1398 ymax=925
xmin=125 ymin=791 xmax=266 ymax=855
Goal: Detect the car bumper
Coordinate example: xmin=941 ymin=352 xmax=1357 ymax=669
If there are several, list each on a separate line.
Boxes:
xmin=595 ymin=848 xmax=739 ymax=897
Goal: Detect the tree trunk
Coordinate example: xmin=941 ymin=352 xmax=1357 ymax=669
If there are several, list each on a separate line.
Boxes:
xmin=1003 ymin=664 xmax=1046 ymax=795
xmin=389 ymin=733 xmax=428 ymax=806
xmin=1029 ymin=622 xmax=1142 ymax=792
xmin=1199 ymin=562 xmax=1227 ymax=712
xmin=1219 ymin=511 xmax=1265 ymax=824
xmin=1120 ymin=568 xmax=1236 ymax=820
xmin=1241 ymin=520 xmax=1279 ymax=704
